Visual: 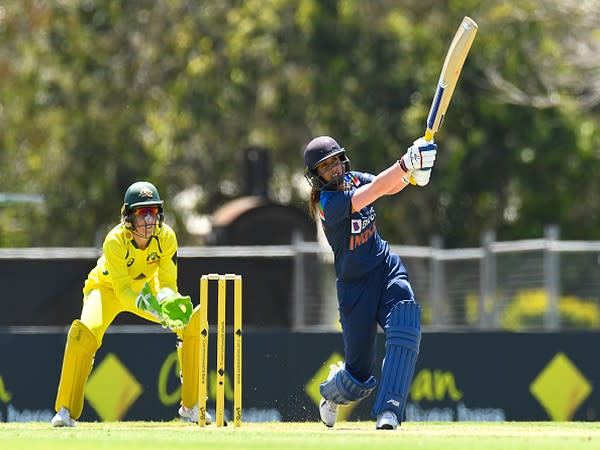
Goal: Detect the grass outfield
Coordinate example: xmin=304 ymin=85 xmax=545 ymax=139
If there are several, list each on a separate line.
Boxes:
xmin=1 ymin=421 xmax=599 ymax=450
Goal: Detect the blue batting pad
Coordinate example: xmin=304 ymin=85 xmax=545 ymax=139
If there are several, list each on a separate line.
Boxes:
xmin=320 ymin=367 xmax=377 ymax=405
xmin=372 ymin=301 xmax=421 ymax=422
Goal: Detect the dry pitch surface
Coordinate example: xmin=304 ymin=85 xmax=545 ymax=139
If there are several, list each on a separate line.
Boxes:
xmin=1 ymin=421 xmax=599 ymax=450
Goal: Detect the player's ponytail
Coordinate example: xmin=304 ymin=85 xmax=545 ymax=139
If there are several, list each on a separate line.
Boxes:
xmin=307 ymin=189 xmax=321 ymax=220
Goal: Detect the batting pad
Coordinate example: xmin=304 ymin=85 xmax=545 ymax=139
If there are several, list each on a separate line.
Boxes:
xmin=320 ymin=367 xmax=377 ymax=405
xmin=55 ymin=320 xmax=97 ymax=419
xmin=180 ymin=305 xmax=202 ymax=408
xmin=372 ymin=301 xmax=421 ymax=421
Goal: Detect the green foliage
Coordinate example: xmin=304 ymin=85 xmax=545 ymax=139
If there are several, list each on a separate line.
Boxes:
xmin=0 ymin=0 xmax=598 ymax=246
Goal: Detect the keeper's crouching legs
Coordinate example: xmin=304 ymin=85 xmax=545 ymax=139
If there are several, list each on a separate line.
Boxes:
xmin=178 ymin=305 xmax=212 ymax=424
xmin=53 ymin=320 xmax=97 ymax=426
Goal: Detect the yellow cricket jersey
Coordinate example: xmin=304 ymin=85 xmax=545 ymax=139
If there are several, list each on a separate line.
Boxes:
xmin=83 ymin=222 xmax=179 ymax=308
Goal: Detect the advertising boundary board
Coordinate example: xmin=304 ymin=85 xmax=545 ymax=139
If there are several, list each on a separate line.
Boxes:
xmin=0 ymin=330 xmax=597 ymax=423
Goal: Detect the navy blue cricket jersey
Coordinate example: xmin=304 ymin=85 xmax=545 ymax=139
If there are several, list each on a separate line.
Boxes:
xmin=319 ymin=171 xmax=390 ymax=281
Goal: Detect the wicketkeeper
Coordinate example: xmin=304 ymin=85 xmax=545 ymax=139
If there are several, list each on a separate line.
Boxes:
xmin=52 ymin=181 xmax=209 ymax=427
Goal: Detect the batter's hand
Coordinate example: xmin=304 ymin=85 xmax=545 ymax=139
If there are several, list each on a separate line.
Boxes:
xmin=412 ymin=168 xmax=432 ymax=186
xmin=399 ymin=138 xmax=437 ymax=172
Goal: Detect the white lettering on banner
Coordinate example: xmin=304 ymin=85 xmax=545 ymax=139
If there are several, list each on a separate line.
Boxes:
xmin=405 ymin=402 xmax=505 ymax=422
xmin=405 ymin=403 xmax=455 ymax=421
xmin=6 ymin=404 xmax=54 ymax=422
xmin=203 ymin=407 xmax=281 ymax=423
xmin=1 ymin=403 xmax=280 ymax=423
xmin=456 ymin=402 xmax=506 ymax=421
xmin=242 ymin=408 xmax=282 ymax=422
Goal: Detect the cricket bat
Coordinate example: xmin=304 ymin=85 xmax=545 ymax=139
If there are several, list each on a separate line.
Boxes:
xmin=424 ymin=16 xmax=478 ymax=141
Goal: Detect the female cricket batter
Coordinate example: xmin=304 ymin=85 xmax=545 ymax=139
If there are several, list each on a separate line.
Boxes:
xmin=51 ymin=181 xmax=209 ymax=427
xmin=303 ymin=136 xmax=436 ymax=430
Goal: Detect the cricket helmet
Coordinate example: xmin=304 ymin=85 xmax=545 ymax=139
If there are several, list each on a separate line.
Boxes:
xmin=120 ymin=181 xmax=164 ymax=225
xmin=303 ymin=136 xmax=350 ymax=191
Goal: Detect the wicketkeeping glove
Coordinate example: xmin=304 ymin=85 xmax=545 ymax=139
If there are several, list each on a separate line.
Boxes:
xmin=136 ymin=283 xmax=163 ymax=321
xmin=399 ymin=138 xmax=437 ymax=172
xmin=136 ymin=284 xmax=193 ymax=330
xmin=156 ymin=288 xmax=193 ymax=330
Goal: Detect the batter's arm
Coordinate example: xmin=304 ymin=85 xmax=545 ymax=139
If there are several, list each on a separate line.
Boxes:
xmin=351 ymin=138 xmax=437 ymax=211
xmin=351 ymin=162 xmax=411 ymax=212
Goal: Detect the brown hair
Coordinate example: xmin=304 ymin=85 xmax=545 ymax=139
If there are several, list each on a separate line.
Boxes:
xmin=307 ymin=189 xmax=321 ymax=219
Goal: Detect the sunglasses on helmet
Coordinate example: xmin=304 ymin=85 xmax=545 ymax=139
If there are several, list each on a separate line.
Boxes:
xmin=133 ymin=206 xmax=159 ymax=216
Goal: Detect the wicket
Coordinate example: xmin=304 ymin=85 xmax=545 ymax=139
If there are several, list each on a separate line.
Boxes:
xmin=198 ymin=273 xmax=242 ymax=427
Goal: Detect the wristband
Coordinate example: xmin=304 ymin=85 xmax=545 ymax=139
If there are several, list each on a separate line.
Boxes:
xmin=398 ymin=158 xmax=409 ymax=173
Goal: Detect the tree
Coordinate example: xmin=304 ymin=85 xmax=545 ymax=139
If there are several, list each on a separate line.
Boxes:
xmin=0 ymin=0 xmax=598 ymax=247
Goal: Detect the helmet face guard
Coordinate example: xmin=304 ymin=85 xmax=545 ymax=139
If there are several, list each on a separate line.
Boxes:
xmin=120 ymin=181 xmax=164 ymax=235
xmin=303 ymin=136 xmax=351 ymax=191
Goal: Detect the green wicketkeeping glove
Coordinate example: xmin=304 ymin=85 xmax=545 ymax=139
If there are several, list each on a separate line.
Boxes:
xmin=156 ymin=288 xmax=193 ymax=330
xmin=135 ymin=283 xmax=163 ymax=321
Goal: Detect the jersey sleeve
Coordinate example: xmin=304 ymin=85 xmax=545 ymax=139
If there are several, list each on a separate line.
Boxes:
xmin=320 ymin=190 xmax=353 ymax=226
xmin=157 ymin=226 xmax=179 ymax=292
xmin=320 ymin=171 xmax=374 ymax=224
xmin=358 ymin=172 xmax=374 ymax=184
xmin=103 ymin=235 xmax=140 ymax=307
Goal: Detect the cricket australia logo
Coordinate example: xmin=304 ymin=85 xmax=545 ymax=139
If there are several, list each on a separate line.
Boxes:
xmin=139 ymin=187 xmax=154 ymax=199
xmin=147 ymin=252 xmax=160 ymax=264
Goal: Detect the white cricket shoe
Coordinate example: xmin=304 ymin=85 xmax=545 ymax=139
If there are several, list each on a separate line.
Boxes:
xmin=319 ymin=360 xmax=346 ymax=427
xmin=375 ymin=411 xmax=399 ymax=430
xmin=319 ymin=398 xmax=339 ymax=427
xmin=51 ymin=407 xmax=75 ymax=427
xmin=178 ymin=404 xmax=213 ymax=424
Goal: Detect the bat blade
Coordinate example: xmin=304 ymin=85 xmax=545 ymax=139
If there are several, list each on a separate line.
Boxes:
xmin=424 ymin=16 xmax=478 ymax=141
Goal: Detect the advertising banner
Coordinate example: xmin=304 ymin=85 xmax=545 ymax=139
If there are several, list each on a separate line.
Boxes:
xmin=0 ymin=331 xmax=596 ymax=423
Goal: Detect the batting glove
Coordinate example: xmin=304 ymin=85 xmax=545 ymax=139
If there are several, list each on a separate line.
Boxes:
xmin=412 ymin=168 xmax=432 ymax=186
xmin=399 ymin=138 xmax=437 ymax=172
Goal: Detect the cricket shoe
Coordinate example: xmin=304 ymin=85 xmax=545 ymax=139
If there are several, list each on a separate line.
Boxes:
xmin=179 ymin=404 xmax=213 ymax=424
xmin=375 ymin=411 xmax=399 ymax=430
xmin=319 ymin=360 xmax=345 ymax=427
xmin=51 ymin=407 xmax=75 ymax=427
xmin=319 ymin=398 xmax=339 ymax=428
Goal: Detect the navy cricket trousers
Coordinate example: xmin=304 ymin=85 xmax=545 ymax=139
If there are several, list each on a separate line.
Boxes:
xmin=336 ymin=252 xmax=415 ymax=382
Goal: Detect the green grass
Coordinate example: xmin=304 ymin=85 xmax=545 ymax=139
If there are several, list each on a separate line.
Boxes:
xmin=1 ymin=421 xmax=600 ymax=450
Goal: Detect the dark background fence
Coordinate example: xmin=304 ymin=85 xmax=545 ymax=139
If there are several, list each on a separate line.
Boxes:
xmin=0 ymin=252 xmax=319 ymax=328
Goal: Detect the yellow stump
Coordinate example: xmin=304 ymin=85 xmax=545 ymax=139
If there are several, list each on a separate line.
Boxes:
xmin=198 ymin=273 xmax=242 ymax=428
xmin=198 ymin=276 xmax=209 ymax=427
xmin=216 ymin=276 xmax=227 ymax=427
xmin=233 ymin=275 xmax=243 ymax=427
